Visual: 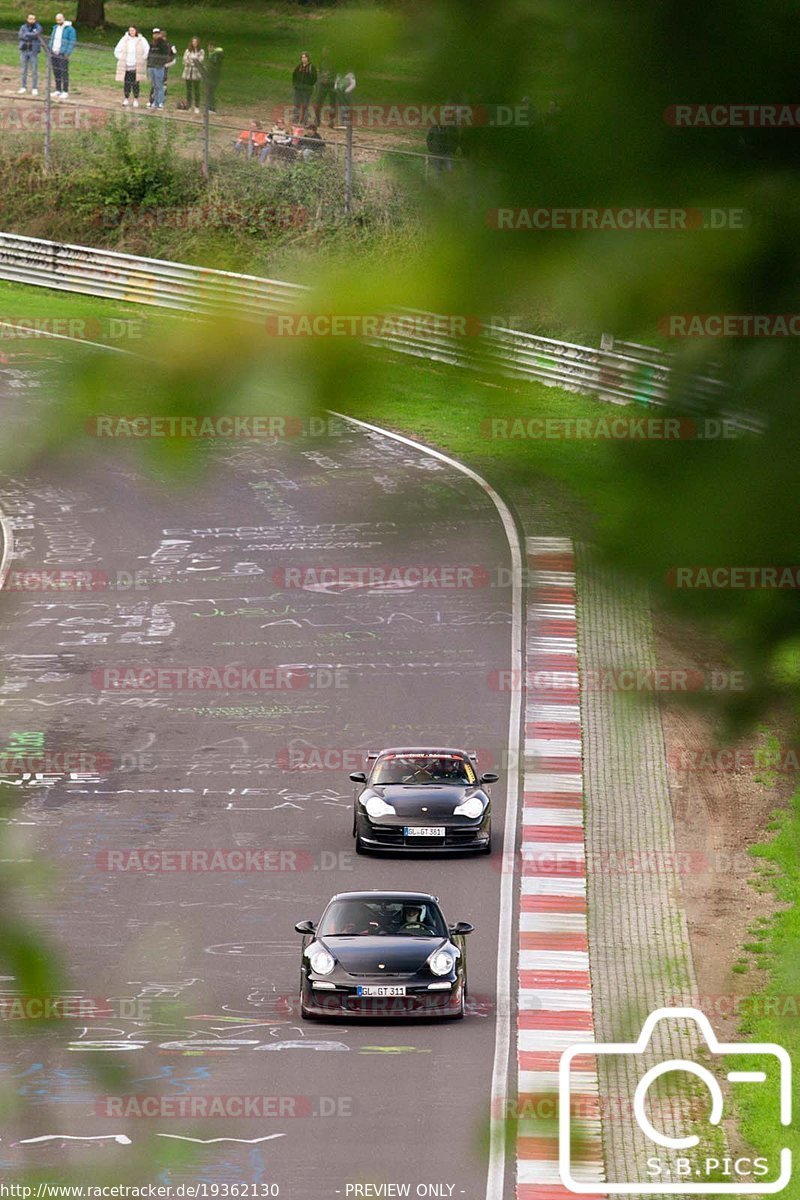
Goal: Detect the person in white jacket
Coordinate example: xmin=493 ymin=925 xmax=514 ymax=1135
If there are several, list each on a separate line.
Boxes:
xmin=114 ymin=26 xmax=149 ymax=107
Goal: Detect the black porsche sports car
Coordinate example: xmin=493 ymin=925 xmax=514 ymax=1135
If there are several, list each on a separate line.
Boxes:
xmin=295 ymin=890 xmax=473 ymax=1020
xmin=349 ymin=746 xmax=498 ymax=854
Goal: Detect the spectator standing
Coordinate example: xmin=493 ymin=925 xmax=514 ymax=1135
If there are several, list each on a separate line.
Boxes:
xmin=114 ymin=26 xmax=148 ymax=108
xmin=49 ymin=13 xmax=75 ymax=100
xmin=206 ymin=44 xmax=224 ymax=112
xmin=292 ymin=52 xmax=316 ymax=125
xmin=161 ymin=30 xmax=177 ymax=101
xmin=182 ymin=37 xmax=204 ymax=114
xmin=18 ymin=13 xmax=43 ymax=96
xmin=334 ymin=68 xmax=356 ymax=128
xmin=426 ymin=121 xmax=459 ymax=173
xmin=146 ymin=29 xmax=170 ymax=110
xmin=313 ymin=48 xmax=336 ymax=128
xmin=147 ymin=29 xmax=175 ymax=107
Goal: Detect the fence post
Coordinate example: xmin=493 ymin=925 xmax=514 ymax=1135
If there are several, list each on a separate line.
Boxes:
xmin=344 ymin=107 xmax=353 ymax=215
xmin=202 ymin=89 xmax=210 ymax=179
xmin=197 ymin=58 xmax=210 ymax=179
xmin=40 ymin=34 xmax=52 ymax=173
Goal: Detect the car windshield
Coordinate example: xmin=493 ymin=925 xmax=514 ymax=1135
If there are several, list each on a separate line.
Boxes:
xmin=318 ymin=898 xmax=448 ymax=938
xmin=370 ymin=753 xmax=476 ymax=786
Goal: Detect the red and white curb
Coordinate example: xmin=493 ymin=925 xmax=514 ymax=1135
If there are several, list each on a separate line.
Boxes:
xmin=517 ymin=537 xmax=605 ymax=1200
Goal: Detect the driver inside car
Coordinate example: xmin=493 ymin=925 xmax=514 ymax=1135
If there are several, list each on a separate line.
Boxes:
xmin=396 ymin=905 xmax=432 ymax=934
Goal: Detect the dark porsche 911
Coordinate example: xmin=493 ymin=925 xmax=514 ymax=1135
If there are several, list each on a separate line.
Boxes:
xmin=350 ymin=746 xmax=498 ymax=854
xmin=295 ymin=891 xmax=473 ymax=1020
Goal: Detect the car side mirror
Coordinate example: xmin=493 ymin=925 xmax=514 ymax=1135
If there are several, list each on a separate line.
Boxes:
xmin=294 ymin=920 xmax=316 ymax=934
xmin=349 ymin=771 xmax=367 ymax=783
xmin=450 ymin=921 xmax=474 ymax=935
xmin=480 ymin=772 xmax=499 ymax=784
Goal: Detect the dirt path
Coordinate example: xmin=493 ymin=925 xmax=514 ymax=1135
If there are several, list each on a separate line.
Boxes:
xmin=0 ymin=59 xmax=427 ymax=160
xmin=655 ymin=612 xmax=789 ymax=1041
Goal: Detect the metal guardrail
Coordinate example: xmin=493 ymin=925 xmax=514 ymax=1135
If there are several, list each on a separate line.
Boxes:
xmin=0 ymin=230 xmax=743 ymax=417
xmin=0 ymin=232 xmax=304 ymax=315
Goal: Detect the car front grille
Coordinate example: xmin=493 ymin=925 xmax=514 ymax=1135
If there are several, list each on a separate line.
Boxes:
xmin=369 ymin=824 xmax=406 ymax=845
xmin=444 ymin=827 xmax=481 ymax=846
xmin=368 ymin=824 xmax=482 ymax=848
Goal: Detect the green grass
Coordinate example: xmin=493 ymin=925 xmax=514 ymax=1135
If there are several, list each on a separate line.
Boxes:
xmin=0 ymin=277 xmax=191 ymax=345
xmin=0 ymin=275 xmax=617 ymax=525
xmin=735 ymin=790 xmax=800 ymax=1186
xmin=0 ymin=0 xmax=580 ymax=152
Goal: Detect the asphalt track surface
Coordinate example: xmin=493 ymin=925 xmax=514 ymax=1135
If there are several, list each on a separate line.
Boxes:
xmin=0 ymin=346 xmax=519 ymax=1200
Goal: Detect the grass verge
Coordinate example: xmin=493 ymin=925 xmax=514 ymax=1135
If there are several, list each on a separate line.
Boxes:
xmin=735 ymin=790 xmax=800 ymax=1182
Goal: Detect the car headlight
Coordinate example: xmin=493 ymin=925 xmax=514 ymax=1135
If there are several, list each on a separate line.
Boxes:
xmin=365 ymin=796 xmax=396 ymax=819
xmin=453 ymin=795 xmax=484 ymax=820
xmin=306 ymin=944 xmax=335 ymax=975
xmin=428 ymin=947 xmax=456 ymax=977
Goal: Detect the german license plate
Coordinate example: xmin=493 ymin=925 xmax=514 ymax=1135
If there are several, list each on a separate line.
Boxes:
xmin=357 ymin=985 xmax=407 ymax=997
xmin=404 ymin=826 xmax=445 ymax=837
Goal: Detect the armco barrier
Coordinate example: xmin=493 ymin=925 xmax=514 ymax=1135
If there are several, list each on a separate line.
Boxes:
xmin=0 ymin=233 xmax=303 ymax=317
xmin=0 ymin=231 xmax=746 ymax=418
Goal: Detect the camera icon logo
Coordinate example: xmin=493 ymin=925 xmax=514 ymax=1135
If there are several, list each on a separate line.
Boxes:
xmin=558 ymin=1006 xmax=792 ymax=1194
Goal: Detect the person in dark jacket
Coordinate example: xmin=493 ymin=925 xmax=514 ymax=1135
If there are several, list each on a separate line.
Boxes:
xmin=18 ymin=14 xmax=43 ymax=95
xmin=161 ymin=30 xmax=177 ymax=102
xmin=313 ymin=48 xmax=336 ymax=128
xmin=146 ymin=29 xmax=171 ymax=109
xmin=426 ymin=121 xmax=460 ymax=173
xmin=206 ymin=44 xmax=224 ymax=112
xmin=292 ymin=52 xmax=317 ymax=125
xmin=297 ymin=123 xmax=325 ymax=162
xmin=149 ymin=29 xmax=177 ymax=108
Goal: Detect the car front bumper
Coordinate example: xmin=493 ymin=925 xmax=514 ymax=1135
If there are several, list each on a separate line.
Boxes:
xmin=302 ymin=976 xmax=464 ymax=1019
xmin=356 ymin=814 xmax=490 ymax=852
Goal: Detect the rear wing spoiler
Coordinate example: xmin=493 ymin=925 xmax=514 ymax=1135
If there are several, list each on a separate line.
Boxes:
xmin=365 ymin=749 xmax=479 ymax=762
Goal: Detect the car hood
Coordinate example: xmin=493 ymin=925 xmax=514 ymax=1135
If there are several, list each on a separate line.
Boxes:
xmin=320 ymin=935 xmax=447 ymax=974
xmin=364 ymin=784 xmax=486 ymax=816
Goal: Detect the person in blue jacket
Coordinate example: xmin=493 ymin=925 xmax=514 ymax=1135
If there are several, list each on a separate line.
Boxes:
xmin=49 ymin=13 xmax=76 ymax=100
xmin=18 ymin=14 xmax=43 ymax=96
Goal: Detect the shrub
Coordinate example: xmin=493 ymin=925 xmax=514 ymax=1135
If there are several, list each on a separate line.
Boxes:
xmin=54 ymin=119 xmax=201 ymax=221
